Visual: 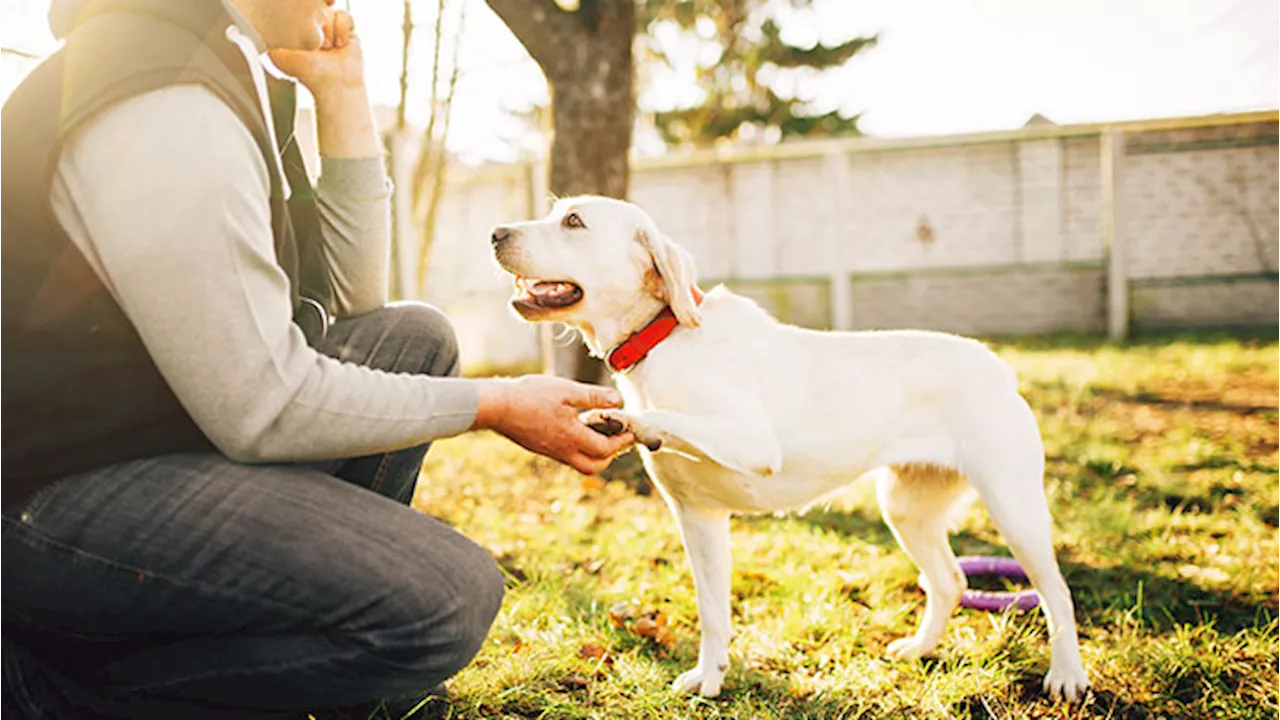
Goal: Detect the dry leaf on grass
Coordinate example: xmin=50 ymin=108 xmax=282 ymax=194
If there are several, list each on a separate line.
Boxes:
xmin=578 ymin=643 xmax=612 ymax=663
xmin=607 ymin=602 xmax=677 ymax=649
xmin=608 ymin=601 xmax=637 ymax=628
xmin=560 ymin=675 xmax=590 ymax=692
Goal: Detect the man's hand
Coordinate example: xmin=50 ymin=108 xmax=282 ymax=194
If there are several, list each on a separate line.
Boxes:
xmin=267 ymin=9 xmax=379 ymax=159
xmin=473 ymin=376 xmax=637 ymax=476
xmin=268 ymin=9 xmax=363 ymax=98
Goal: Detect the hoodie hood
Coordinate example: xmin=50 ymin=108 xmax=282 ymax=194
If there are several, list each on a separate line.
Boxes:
xmin=48 ymin=0 xmax=252 ymax=44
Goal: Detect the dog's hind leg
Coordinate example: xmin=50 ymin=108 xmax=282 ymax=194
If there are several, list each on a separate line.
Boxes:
xmin=877 ymin=464 xmax=970 ymax=659
xmin=958 ymin=396 xmax=1090 ymax=701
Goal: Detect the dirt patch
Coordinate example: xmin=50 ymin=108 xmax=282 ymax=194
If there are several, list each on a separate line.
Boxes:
xmin=1083 ymin=379 xmax=1279 ymax=464
xmin=1136 ymin=370 xmax=1278 ymax=414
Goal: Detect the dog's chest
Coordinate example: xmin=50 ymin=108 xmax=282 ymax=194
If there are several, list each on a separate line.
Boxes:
xmin=644 ymin=450 xmax=860 ymax=513
xmin=643 ymin=450 xmax=767 ymax=510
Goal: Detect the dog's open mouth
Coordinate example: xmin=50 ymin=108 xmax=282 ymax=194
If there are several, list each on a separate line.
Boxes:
xmin=512 ymin=276 xmax=583 ymax=311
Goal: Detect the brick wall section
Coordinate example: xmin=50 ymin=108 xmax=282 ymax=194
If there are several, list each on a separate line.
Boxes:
xmin=1132 ymin=280 xmax=1278 ymax=329
xmin=849 ymin=266 xmax=1107 ymax=335
xmin=1121 ymin=127 xmax=1278 ymax=280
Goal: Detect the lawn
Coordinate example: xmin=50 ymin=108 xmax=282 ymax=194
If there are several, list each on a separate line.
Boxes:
xmin=408 ymin=331 xmax=1279 ymax=720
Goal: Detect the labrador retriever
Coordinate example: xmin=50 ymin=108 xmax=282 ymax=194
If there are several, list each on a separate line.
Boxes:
xmin=489 ymin=196 xmax=1090 ymax=701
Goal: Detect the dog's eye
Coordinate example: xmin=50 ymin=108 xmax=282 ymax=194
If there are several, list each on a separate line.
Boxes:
xmin=563 ymin=212 xmax=585 ymax=229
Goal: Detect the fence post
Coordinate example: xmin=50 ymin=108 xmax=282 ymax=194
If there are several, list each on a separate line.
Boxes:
xmin=1101 ymin=129 xmax=1129 ymax=342
xmin=524 ymin=158 xmax=562 ymax=375
xmin=824 ymin=151 xmax=854 ymax=331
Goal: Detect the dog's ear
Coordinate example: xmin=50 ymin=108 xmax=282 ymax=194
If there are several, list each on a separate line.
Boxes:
xmin=637 ymin=228 xmax=702 ymax=327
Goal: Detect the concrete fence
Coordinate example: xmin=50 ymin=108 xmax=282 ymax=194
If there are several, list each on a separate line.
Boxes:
xmin=383 ymin=110 xmax=1278 ymax=372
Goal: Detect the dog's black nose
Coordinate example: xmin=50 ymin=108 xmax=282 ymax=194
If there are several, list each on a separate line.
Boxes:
xmin=491 ymin=226 xmax=513 ymax=246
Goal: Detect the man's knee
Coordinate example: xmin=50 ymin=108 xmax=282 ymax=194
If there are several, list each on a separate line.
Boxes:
xmin=323 ymin=302 xmax=461 ymax=378
xmin=384 ymin=302 xmax=460 ymax=378
xmin=357 ymin=532 xmax=504 ymax=689
xmin=434 ymin=550 xmax=504 ymax=678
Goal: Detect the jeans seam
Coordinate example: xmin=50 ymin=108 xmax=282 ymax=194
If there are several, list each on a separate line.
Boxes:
xmin=119 ymin=596 xmax=464 ymax=695
xmin=117 ymin=635 xmax=367 ymax=695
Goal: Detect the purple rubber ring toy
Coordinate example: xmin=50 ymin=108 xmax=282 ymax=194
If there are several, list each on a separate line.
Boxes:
xmin=952 ymin=556 xmax=1040 ymax=612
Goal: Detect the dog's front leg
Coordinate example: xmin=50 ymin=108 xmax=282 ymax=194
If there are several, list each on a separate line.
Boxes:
xmin=583 ymin=407 xmax=781 ymax=478
xmin=671 ymin=505 xmax=733 ymax=698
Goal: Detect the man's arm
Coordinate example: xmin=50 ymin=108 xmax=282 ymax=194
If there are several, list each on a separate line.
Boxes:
xmin=311 ymin=155 xmax=391 ymax=317
xmin=276 ymin=10 xmax=388 ymax=317
xmin=51 ymin=86 xmax=477 ymax=461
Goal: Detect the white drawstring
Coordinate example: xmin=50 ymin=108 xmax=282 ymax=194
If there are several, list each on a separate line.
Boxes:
xmin=225 ymin=23 xmax=291 ymax=199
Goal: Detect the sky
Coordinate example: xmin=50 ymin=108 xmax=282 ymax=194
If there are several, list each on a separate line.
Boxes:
xmin=2 ymin=0 xmax=1277 ymax=164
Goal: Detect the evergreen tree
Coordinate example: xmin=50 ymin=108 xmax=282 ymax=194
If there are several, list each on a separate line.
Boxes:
xmin=639 ymin=0 xmax=876 ymax=146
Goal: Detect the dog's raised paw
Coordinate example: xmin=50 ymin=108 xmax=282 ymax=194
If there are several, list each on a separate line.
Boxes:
xmin=672 ymin=664 xmax=724 ymax=698
xmin=580 ymin=409 xmax=665 ymax=452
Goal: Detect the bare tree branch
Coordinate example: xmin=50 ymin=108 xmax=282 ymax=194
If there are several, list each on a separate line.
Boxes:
xmin=415 ymin=0 xmax=470 ymax=288
xmin=484 ymin=0 xmax=579 ymax=74
xmin=412 ymin=0 xmax=448 ymax=225
xmin=396 ymin=0 xmax=413 ymax=131
xmin=1 ymin=46 xmax=41 ymax=59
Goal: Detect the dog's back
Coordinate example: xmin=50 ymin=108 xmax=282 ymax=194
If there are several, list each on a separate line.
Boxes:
xmin=627 ymin=286 xmax=1024 ymax=486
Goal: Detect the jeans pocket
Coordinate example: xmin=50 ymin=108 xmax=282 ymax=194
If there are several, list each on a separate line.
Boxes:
xmin=4 ymin=479 xmax=67 ymax=530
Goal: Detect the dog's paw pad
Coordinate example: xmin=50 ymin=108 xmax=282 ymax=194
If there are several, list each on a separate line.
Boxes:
xmin=581 ymin=410 xmax=628 ymax=436
xmin=587 ymin=417 xmax=627 ymax=436
xmin=672 ymin=665 xmax=724 ymax=698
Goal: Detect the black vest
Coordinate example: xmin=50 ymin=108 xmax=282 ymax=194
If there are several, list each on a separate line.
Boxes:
xmin=1 ymin=0 xmax=335 ymax=506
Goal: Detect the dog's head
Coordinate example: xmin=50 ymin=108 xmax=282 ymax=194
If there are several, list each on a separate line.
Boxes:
xmin=490 ymin=195 xmax=702 ymax=351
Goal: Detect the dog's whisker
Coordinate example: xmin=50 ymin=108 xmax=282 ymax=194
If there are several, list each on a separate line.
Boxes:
xmin=552 ymin=324 xmax=581 ymax=347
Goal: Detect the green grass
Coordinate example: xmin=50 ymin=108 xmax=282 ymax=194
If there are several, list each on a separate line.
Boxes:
xmin=405 ymin=332 xmax=1278 ymax=720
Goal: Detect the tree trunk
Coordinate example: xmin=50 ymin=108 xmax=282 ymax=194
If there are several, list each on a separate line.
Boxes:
xmin=546 ymin=44 xmax=634 ymax=200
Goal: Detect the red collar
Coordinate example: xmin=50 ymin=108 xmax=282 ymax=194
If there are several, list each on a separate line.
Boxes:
xmin=605 ymin=288 xmax=704 ymax=374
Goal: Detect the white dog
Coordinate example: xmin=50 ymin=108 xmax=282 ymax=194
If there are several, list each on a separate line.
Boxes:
xmin=489 ymin=196 xmax=1090 ymax=701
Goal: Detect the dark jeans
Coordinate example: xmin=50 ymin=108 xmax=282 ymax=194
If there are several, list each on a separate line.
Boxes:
xmin=2 ymin=303 xmax=504 ymax=719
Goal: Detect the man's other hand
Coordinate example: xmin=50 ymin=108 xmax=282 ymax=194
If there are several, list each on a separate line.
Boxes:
xmin=472 ymin=376 xmax=636 ymax=476
xmin=269 ymin=9 xmax=364 ymax=98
